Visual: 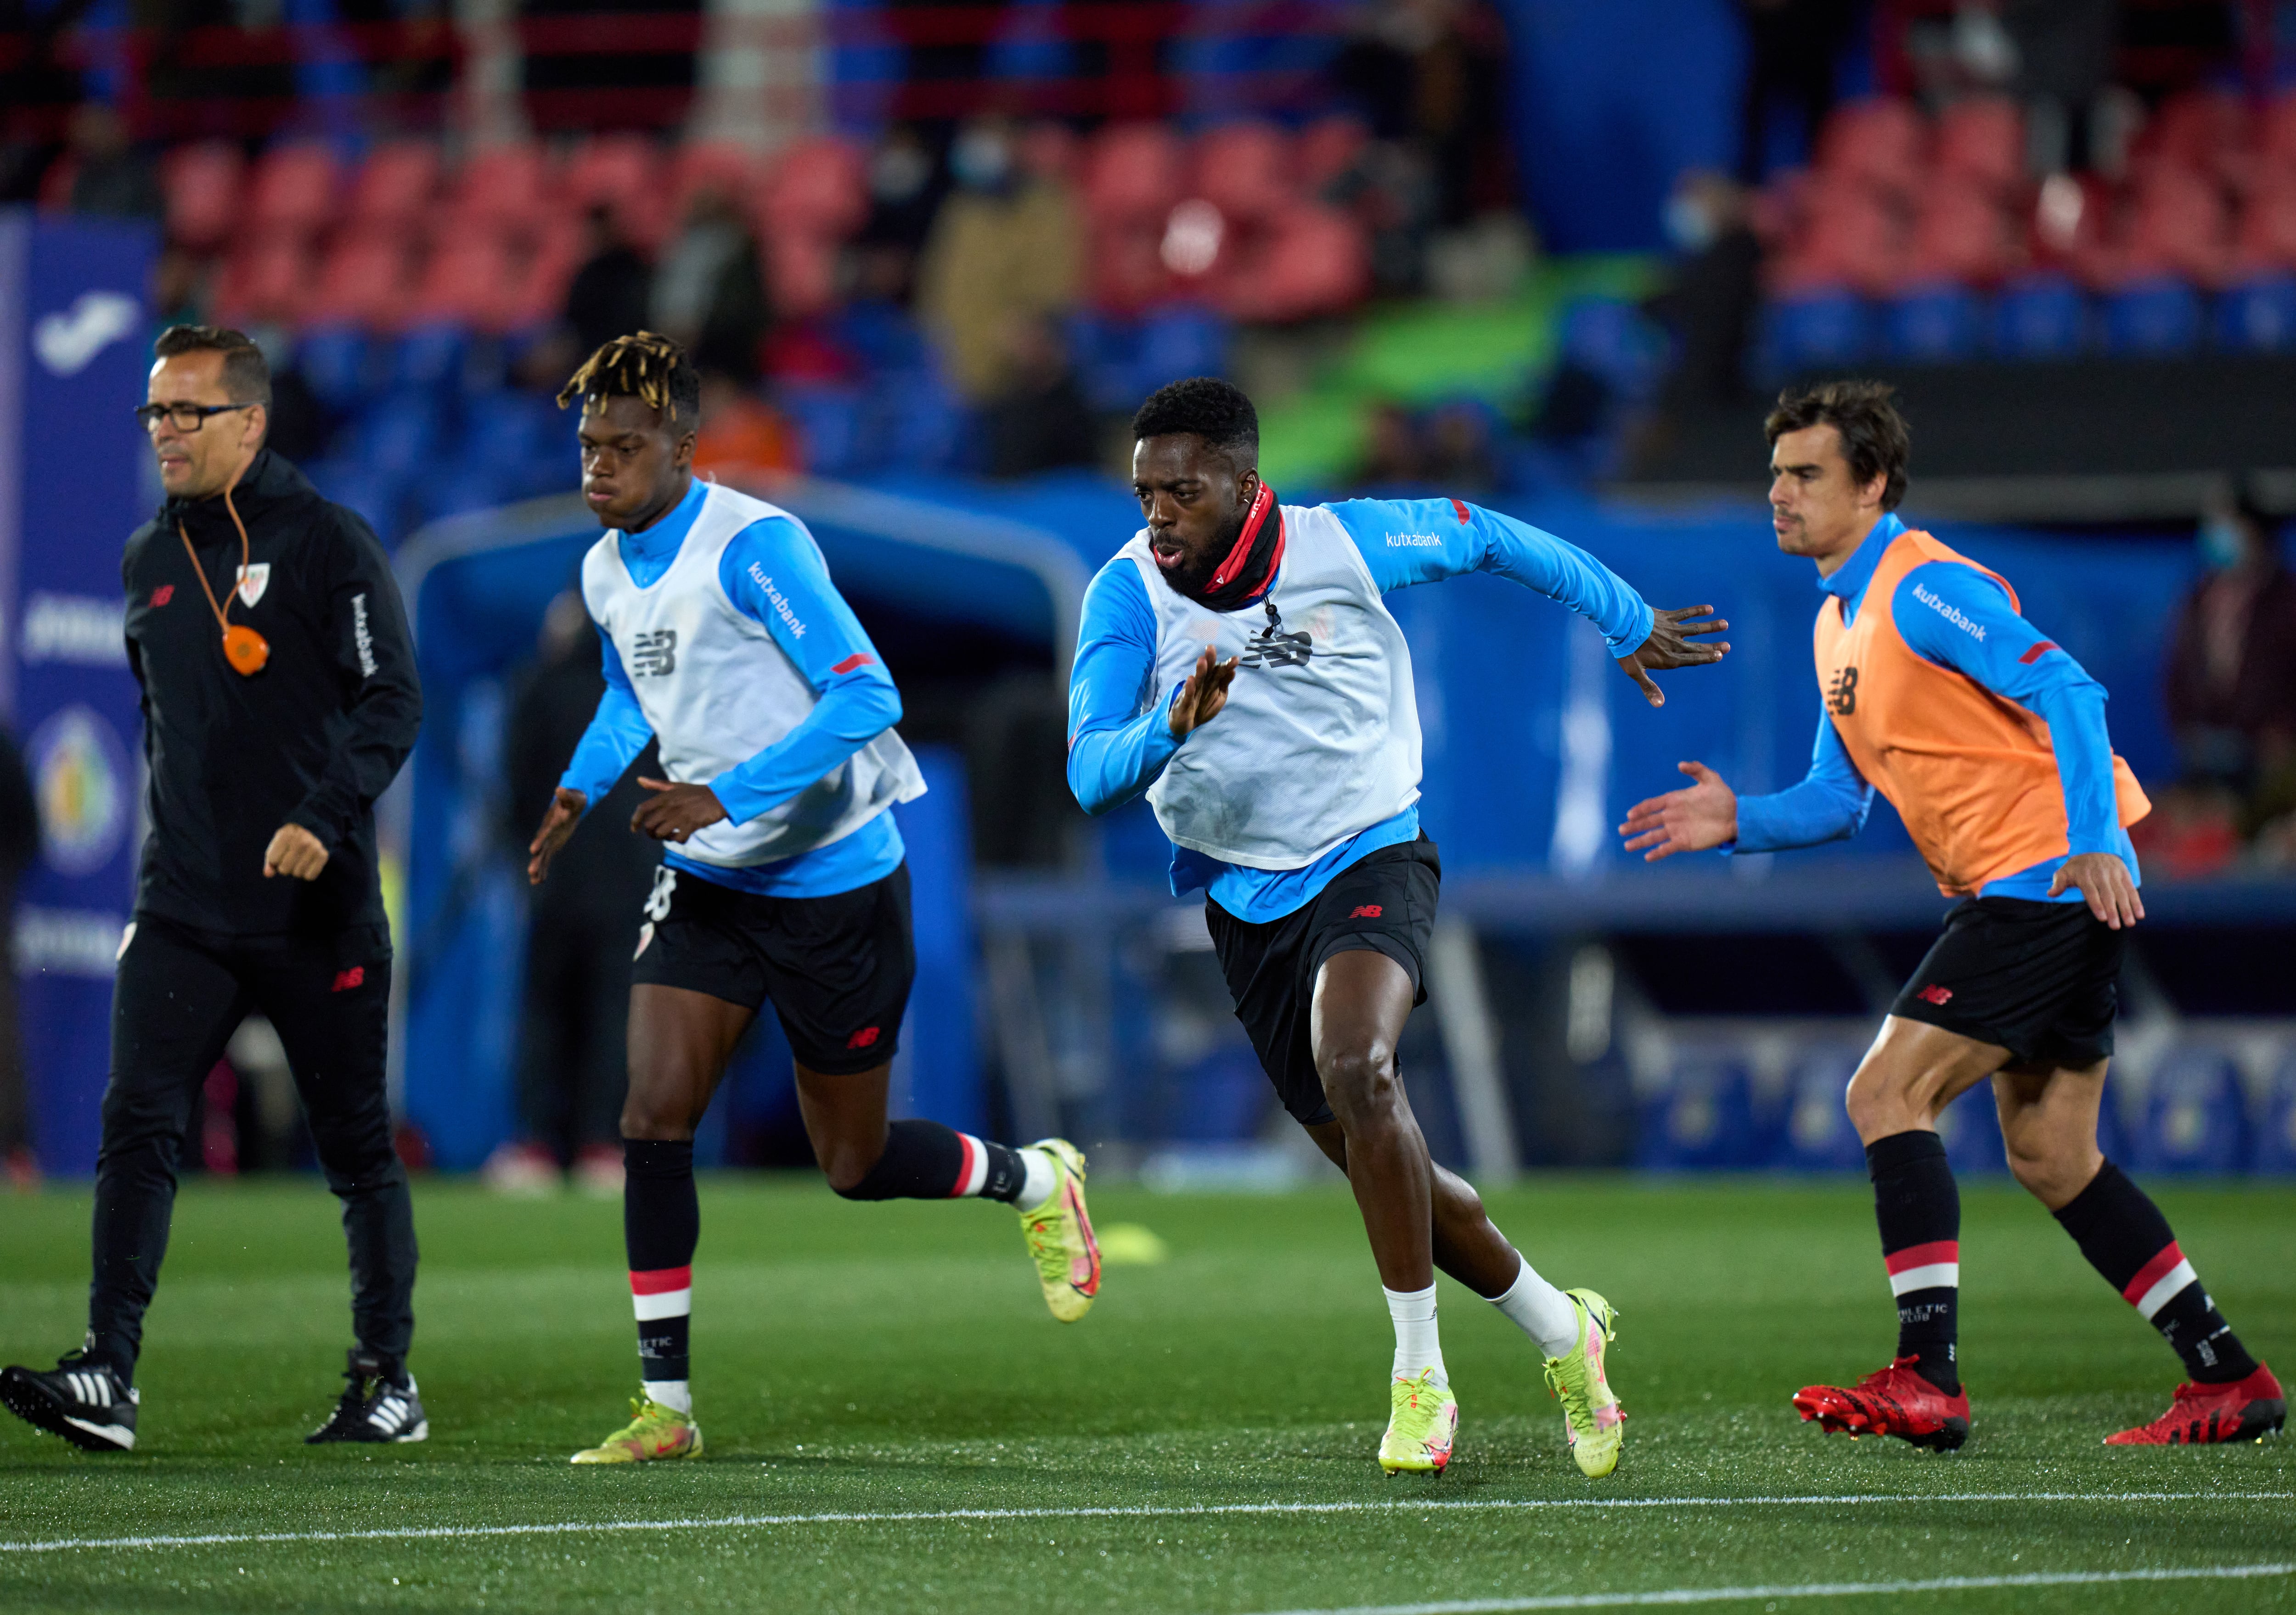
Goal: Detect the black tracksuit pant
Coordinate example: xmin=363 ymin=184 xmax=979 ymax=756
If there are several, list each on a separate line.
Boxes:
xmin=88 ymin=915 xmax=414 ymax=1380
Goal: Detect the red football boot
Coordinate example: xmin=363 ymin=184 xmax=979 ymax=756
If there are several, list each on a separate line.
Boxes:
xmin=2105 ymin=1363 xmax=2286 ymax=1446
xmin=1792 ymin=1357 xmax=1970 ymax=1451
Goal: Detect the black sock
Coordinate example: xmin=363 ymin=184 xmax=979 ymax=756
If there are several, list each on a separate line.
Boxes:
xmin=623 ymin=1138 xmax=698 ymax=1387
xmin=1867 ymin=1129 xmax=1961 ymax=1394
xmin=2052 ymin=1159 xmax=2259 ymax=1385
xmin=833 ymin=1119 xmax=1027 ymax=1203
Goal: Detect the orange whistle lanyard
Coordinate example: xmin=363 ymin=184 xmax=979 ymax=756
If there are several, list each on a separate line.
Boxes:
xmin=176 ymin=471 xmax=270 ymax=676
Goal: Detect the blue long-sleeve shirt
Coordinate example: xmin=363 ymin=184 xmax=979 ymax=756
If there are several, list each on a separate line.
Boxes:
xmin=1732 ymin=513 xmax=2138 ymax=900
xmin=558 ymin=479 xmax=906 ymax=898
xmin=1067 ymin=497 xmax=1656 ymax=920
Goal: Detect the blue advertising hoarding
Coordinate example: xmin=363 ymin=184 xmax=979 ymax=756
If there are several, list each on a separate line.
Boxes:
xmin=0 ymin=212 xmax=160 ymax=1174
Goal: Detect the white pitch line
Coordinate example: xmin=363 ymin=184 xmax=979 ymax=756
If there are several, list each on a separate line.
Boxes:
xmin=1249 ymin=1560 xmax=2296 ymax=1615
xmin=0 ymin=1491 xmax=2287 ymax=1557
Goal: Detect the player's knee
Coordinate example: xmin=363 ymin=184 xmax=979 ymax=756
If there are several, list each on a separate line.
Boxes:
xmin=2003 ymin=1131 xmax=2093 ymax=1205
xmin=1842 ymin=1062 xmax=1919 ymax=1135
xmin=1320 ymin=1045 xmax=1401 ymax=1126
xmin=619 ymin=1087 xmax=693 ymax=1141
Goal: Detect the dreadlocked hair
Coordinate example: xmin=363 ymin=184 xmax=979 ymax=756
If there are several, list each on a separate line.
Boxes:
xmin=557 ymin=331 xmax=702 ymax=424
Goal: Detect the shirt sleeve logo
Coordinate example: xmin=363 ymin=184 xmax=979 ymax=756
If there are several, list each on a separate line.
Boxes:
xmin=1825 ymin=664 xmax=1859 ymax=716
xmin=631 ymin=629 xmax=678 ymax=676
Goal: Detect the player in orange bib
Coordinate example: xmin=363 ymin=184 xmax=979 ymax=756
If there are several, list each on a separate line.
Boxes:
xmin=1621 ymin=381 xmax=2281 ymax=1450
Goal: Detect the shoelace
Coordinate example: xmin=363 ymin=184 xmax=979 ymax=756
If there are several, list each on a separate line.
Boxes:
xmin=1022 ymin=1177 xmax=1073 ymax=1278
xmin=1388 ymin=1371 xmax=1446 ymax=1443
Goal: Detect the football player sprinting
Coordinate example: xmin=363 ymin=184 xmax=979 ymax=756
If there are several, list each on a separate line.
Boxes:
xmin=1068 ymin=379 xmax=1728 ymax=1476
xmin=1621 ymin=381 xmax=2282 ymax=1450
xmin=529 ymin=334 xmax=1099 ymax=1465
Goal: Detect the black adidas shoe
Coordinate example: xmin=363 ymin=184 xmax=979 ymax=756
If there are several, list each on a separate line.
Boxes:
xmin=0 ymin=1349 xmax=140 ymax=1452
xmin=306 ymin=1348 xmax=427 ymax=1444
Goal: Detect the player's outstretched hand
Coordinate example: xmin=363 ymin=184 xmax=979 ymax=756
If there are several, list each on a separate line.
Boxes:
xmin=526 ymin=786 xmax=587 ymax=885
xmin=2050 ymin=851 xmax=2145 ymax=930
xmin=1616 ymin=606 xmax=1731 ymax=708
xmin=1619 ymin=761 xmax=1739 ymax=863
xmin=1169 ymin=643 xmax=1238 ymax=740
xmin=262 ymin=823 xmax=330 ymax=881
xmin=633 ymin=778 xmax=730 ymax=845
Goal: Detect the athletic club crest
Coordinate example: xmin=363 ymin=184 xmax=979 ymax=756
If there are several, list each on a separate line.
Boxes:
xmin=235 ymin=563 xmax=271 ymax=607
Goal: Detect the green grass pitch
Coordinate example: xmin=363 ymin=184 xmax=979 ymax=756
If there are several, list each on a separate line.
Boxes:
xmin=1 ymin=1175 xmax=2290 ymax=1613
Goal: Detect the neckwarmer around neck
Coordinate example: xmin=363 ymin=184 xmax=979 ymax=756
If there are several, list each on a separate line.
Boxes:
xmin=1167 ymin=482 xmax=1285 ymax=611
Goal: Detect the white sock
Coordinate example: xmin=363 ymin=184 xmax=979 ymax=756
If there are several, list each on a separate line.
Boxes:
xmin=1015 ymin=1146 xmax=1056 ymax=1209
xmin=1384 ymin=1284 xmax=1446 ymax=1384
xmin=642 ymin=1379 xmax=692 ymax=1415
xmin=1490 ymin=1253 xmax=1581 ymax=1359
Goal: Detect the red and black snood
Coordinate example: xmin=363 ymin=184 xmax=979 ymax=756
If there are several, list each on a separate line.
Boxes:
xmin=1161 ymin=483 xmax=1285 ymax=611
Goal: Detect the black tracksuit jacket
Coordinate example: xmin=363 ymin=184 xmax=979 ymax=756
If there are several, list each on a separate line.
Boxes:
xmin=121 ymin=449 xmax=422 ymax=938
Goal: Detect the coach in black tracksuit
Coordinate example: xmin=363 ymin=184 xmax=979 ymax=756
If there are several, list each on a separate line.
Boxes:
xmin=0 ymin=326 xmax=426 ymax=1453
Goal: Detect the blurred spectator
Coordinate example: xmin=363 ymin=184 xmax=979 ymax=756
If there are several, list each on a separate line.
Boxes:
xmin=1736 ymin=0 xmax=1858 ymax=183
xmin=1332 ymin=0 xmax=1513 ymax=227
xmin=152 ymin=247 xmax=208 ymax=329
xmin=489 ymin=590 xmax=660 ymax=1196
xmin=693 ymin=370 xmax=802 ymax=481
xmin=916 ymin=116 xmax=1081 ymax=402
xmin=851 ymin=123 xmax=948 ymax=304
xmin=650 ymin=186 xmax=770 ymax=379
xmin=1327 ymin=138 xmax=1441 ymax=297
xmin=564 ymin=205 xmax=653 ymax=360
xmin=1351 ymin=401 xmax=1427 ymax=487
xmin=63 ymin=101 xmax=159 ymax=219
xmin=980 ymin=314 xmax=1097 ymax=478
xmin=1646 ymin=171 xmax=1761 ymax=414
xmin=0 ymin=723 xmax=34 ymax=1188
xmin=1421 ymin=399 xmax=1500 ymax=493
xmin=2004 ymin=0 xmax=2126 ymax=176
xmin=2164 ymin=485 xmax=2296 ymax=822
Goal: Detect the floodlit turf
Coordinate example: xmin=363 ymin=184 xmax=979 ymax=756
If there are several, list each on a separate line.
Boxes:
xmin=1 ymin=1175 xmax=2291 ymax=1614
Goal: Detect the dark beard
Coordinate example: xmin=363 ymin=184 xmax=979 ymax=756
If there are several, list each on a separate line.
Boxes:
xmin=1158 ymin=487 xmax=1283 ymax=611
xmin=1159 ymin=510 xmax=1245 ymax=601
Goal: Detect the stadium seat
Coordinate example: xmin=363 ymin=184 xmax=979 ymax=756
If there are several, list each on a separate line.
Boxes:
xmin=777 ymin=381 xmax=865 ymax=476
xmin=409 ymin=232 xmax=518 ymax=331
xmin=346 ymin=140 xmax=442 ymax=233
xmin=1557 ymin=297 xmax=1666 ymax=401
xmin=2100 ymin=276 xmax=2203 ymax=357
xmin=1297 ymin=114 xmax=1370 ymax=194
xmin=1084 ymin=123 xmax=1187 ymax=226
xmin=391 ymin=323 xmax=470 ymax=393
xmin=303 ymin=459 xmax=407 ymax=546
xmin=2132 ymin=1047 xmax=2250 ymax=1175
xmin=1815 ymin=98 xmax=1926 ymax=197
xmin=1991 ymin=272 xmax=2089 ymax=358
xmin=1933 ymin=96 xmax=2025 ymax=198
xmin=355 ymin=390 xmax=443 ymax=478
xmin=1936 ymin=1081 xmax=2007 ymax=1175
xmin=1634 ymin=1057 xmax=1767 ymax=1170
xmin=1763 ymin=287 xmax=1873 ymax=371
xmin=292 ymin=325 xmax=371 ymax=412
xmin=213 ymin=233 xmax=315 ymax=326
xmin=757 ymin=136 xmax=868 ymax=240
xmin=446 ymin=142 xmax=555 ymax=234
xmin=1215 ymin=203 xmax=1368 ymax=322
xmin=247 ymin=143 xmax=343 ymax=238
xmin=1193 ymin=120 xmax=1295 ymax=222
xmin=2118 ymin=165 xmax=2232 ymax=287
xmin=1776 ymin=1046 xmax=1866 ymax=1172
xmin=563 ymin=132 xmax=666 ymax=242
xmin=506 ymin=216 xmax=586 ymax=331
xmin=2253 ymin=1051 xmax=2296 ymax=1175
xmin=2142 ymin=88 xmax=2248 ymax=188
xmin=1902 ymin=182 xmax=2019 ymax=286
xmin=160 ymin=142 xmax=244 ymax=252
xmin=1771 ymin=179 xmax=1902 ymax=294
xmin=2213 ymin=274 xmax=2296 ymax=352
xmin=674 ymin=140 xmax=763 ymax=216
xmin=1088 ymin=224 xmax=1175 ymax=316
xmin=1135 ymin=305 xmax=1230 ymax=393
xmin=1017 ymin=120 xmax=1080 ymax=184
xmin=1885 ymin=283 xmax=1985 ymax=363
xmin=2233 ymin=179 xmax=2296 ymax=274
xmin=766 ymin=234 xmax=844 ymax=323
xmin=304 ymin=230 xmax=416 ymax=330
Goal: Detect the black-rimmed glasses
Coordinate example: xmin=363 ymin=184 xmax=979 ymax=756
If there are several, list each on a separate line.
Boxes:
xmin=135 ymin=401 xmax=258 ymax=432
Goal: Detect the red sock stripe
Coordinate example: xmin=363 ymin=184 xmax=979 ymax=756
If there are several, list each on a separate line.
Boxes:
xmin=2122 ymin=1242 xmax=2185 ymax=1306
xmin=1884 ymin=1240 xmax=1960 ymax=1275
xmin=949 ymin=1133 xmax=980 ymax=1197
xmin=629 ymin=1265 xmax=692 ymax=1295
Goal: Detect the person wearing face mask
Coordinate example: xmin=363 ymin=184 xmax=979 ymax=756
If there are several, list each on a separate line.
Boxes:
xmin=1646 ymin=171 xmax=1762 ymax=417
xmin=915 ymin=116 xmax=1082 ymax=403
xmin=2163 ymin=483 xmax=2296 ymax=819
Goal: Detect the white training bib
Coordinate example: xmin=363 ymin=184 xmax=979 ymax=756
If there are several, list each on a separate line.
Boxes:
xmin=581 ymin=482 xmax=924 ymax=869
xmin=1129 ymin=503 xmax=1421 ymax=869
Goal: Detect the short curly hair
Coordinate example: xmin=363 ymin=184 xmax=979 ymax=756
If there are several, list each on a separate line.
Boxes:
xmin=1765 ymin=379 xmax=1910 ymax=510
xmin=1131 ymin=376 xmax=1257 ymax=462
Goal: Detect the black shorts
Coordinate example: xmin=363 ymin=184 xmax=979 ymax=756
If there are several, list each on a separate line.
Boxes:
xmin=630 ymin=862 xmax=914 ymax=1076
xmin=1204 ymin=836 xmax=1441 ymax=1127
xmin=1890 ymin=895 xmax=2127 ymax=1068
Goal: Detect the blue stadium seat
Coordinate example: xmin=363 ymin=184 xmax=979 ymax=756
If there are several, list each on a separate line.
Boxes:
xmin=356 ymin=390 xmax=442 ymax=479
xmin=2133 ymin=1047 xmax=2250 ymax=1175
xmin=1762 ymin=289 xmax=1873 ymax=374
xmin=392 ymin=322 xmax=471 ymax=393
xmin=461 ymin=388 xmax=567 ymax=499
xmin=1635 ymin=1056 xmax=1767 ymax=1170
xmin=1777 ymin=1045 xmax=1866 ymax=1171
xmin=303 ymin=460 xmax=408 ymax=547
xmin=1884 ymin=284 xmax=1985 ymax=364
xmin=1135 ymin=306 xmax=1230 ymax=395
xmin=832 ymin=299 xmax=931 ymax=375
xmin=778 ymin=381 xmax=865 ymax=476
xmin=1557 ymin=297 xmax=1666 ymax=401
xmin=868 ymin=365 xmax=967 ymax=472
xmin=2101 ymin=277 xmax=2202 ymax=357
xmin=1937 ymin=1081 xmax=2007 ymax=1175
xmin=2212 ymin=275 xmax=2296 ymax=353
xmin=1991 ymin=273 xmax=2089 ymax=359
xmin=294 ymin=325 xmax=371 ymax=413
xmin=2253 ymin=1051 xmax=2296 ymax=1175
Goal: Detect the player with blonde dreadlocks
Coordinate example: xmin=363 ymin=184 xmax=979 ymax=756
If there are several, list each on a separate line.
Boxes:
xmin=527 ymin=332 xmax=1102 ymax=1466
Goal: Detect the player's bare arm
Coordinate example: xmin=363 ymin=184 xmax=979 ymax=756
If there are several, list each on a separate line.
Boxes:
xmin=525 ymin=785 xmax=588 ymax=885
xmin=2049 ymin=850 xmax=2144 ymax=930
xmin=1619 ymin=761 xmax=1738 ymax=861
xmin=1169 ymin=643 xmax=1237 ymax=739
xmin=631 ymin=778 xmax=728 ymax=843
xmin=1616 ymin=606 xmax=1731 ymax=708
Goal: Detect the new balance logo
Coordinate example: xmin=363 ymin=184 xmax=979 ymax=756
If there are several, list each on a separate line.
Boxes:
xmin=1826 ymin=664 xmax=1859 ymax=716
xmin=846 ymin=1026 xmax=881 ymax=1050
xmin=631 ymin=629 xmax=677 ymax=676
xmin=1237 ymin=600 xmax=1312 ymax=669
xmin=150 ymin=585 xmax=174 ymax=606
xmin=1349 ymin=904 xmax=1383 ymax=919
xmin=1917 ymin=984 xmax=1953 ymax=1005
xmin=332 ymin=966 xmax=366 ymax=993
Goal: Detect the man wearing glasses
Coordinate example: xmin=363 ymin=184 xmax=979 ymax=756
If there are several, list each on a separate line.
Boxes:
xmin=0 ymin=325 xmax=426 ymax=1451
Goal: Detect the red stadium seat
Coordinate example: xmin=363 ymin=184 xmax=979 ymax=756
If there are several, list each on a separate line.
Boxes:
xmin=162 ymin=143 xmax=243 ymax=251
xmin=410 ymin=231 xmax=517 ymax=330
xmin=1934 ymin=97 xmax=2024 ymax=198
xmin=446 ymin=142 xmax=555 ymax=233
xmin=1899 ymin=181 xmax=2020 ymax=287
xmin=1297 ymin=115 xmax=1369 ymax=194
xmin=1017 ymin=120 xmax=1080 ymax=184
xmin=346 ymin=140 xmax=442 ymax=233
xmin=213 ymin=233 xmax=314 ymax=325
xmin=248 ymin=143 xmax=342 ymax=237
xmin=1770 ymin=178 xmax=1903 ymax=294
xmin=1193 ymin=121 xmax=1295 ymax=222
xmin=2143 ymin=89 xmax=2247 ymax=185
xmin=2024 ymin=169 xmax=2117 ymax=282
xmin=674 ymin=140 xmax=763 ymax=216
xmin=2117 ymin=164 xmax=2232 ymax=286
xmin=2258 ymin=94 xmax=2296 ymax=176
xmin=507 ymin=218 xmax=586 ymax=330
xmin=1216 ymin=204 xmax=1368 ymax=322
xmin=2234 ymin=179 xmax=2296 ymax=272
xmin=1083 ymin=123 xmax=1186 ymax=226
xmin=564 ymin=132 xmax=663 ymax=215
xmin=305 ymin=229 xmax=416 ymax=329
xmin=765 ymin=233 xmax=842 ymax=320
xmin=756 ymin=136 xmax=867 ymax=240
xmin=1088 ymin=225 xmax=1173 ymax=315
xmin=1815 ymin=99 xmax=1926 ymax=198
